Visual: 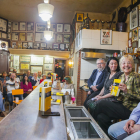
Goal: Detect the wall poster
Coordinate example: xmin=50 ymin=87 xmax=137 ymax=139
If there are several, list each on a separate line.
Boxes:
xmin=31 ymin=66 xmax=42 ymax=73
xmin=31 ymin=56 xmax=43 ymax=65
xmin=14 ymin=55 xmax=19 ymax=66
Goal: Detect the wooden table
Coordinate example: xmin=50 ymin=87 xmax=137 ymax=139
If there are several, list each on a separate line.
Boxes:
xmin=0 ymin=84 xmax=67 ymax=140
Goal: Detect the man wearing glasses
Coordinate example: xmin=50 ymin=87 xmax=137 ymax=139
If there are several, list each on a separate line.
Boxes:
xmin=84 ymin=58 xmax=107 ymax=109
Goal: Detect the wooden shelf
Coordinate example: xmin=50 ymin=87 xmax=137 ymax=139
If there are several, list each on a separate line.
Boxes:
xmin=8 ymin=49 xmax=70 ymax=58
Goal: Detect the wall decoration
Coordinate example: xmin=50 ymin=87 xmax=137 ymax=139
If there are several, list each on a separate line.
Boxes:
xmin=12 ymin=32 xmax=18 ymax=41
xmin=8 ymin=28 xmax=11 ymax=32
xmin=129 ymin=31 xmax=132 ymax=39
xmin=36 ymin=23 xmax=46 ymax=32
xmin=59 ymin=44 xmax=65 ymax=51
xmin=19 ymin=22 xmax=26 ymax=31
xmin=138 ymin=29 xmax=140 ymax=48
xmin=28 ymin=42 xmax=33 ymax=49
xmin=132 ymin=41 xmax=138 ymax=48
xmin=44 ymin=64 xmax=53 ymax=70
xmin=47 ymin=43 xmax=52 ymax=50
xmin=27 ymin=22 xmax=34 ymax=31
xmin=132 ymin=28 xmax=138 ymax=42
xmin=31 ymin=56 xmax=43 ymax=65
xmin=34 ymin=42 xmax=40 ymax=49
xmin=45 ymin=57 xmax=53 ymax=63
xmin=130 ymin=7 xmax=138 ymax=30
xmin=64 ymin=34 xmax=70 ymax=43
xmin=27 ymin=32 xmax=33 ymax=41
xmin=12 ymin=22 xmax=19 ymax=31
xmin=53 ymin=43 xmax=59 ymax=50
xmin=31 ymin=66 xmax=42 ymax=73
xmin=50 ymin=24 xmax=56 ymax=32
xmin=64 ymin=24 xmax=70 ymax=33
xmin=41 ymin=43 xmax=46 ymax=48
xmin=65 ymin=44 xmax=69 ymax=51
xmin=1 ymin=33 xmax=7 ymax=39
xmin=100 ymin=29 xmax=112 ymax=45
xmin=128 ymin=39 xmax=132 ymax=48
xmin=19 ymin=33 xmax=26 ymax=41
xmin=0 ymin=39 xmax=9 ymax=50
xmin=57 ymin=24 xmax=63 ymax=32
xmin=20 ymin=63 xmax=30 ymax=70
xmin=12 ymin=42 xmax=17 ymax=49
xmin=0 ymin=17 xmax=8 ymax=33
xmin=7 ymin=33 xmax=11 ymax=39
xmin=22 ymin=42 xmax=28 ymax=49
xmin=18 ymin=42 xmax=22 ymax=49
xmin=139 ymin=10 xmax=140 ymax=27
xmin=56 ymin=34 xmax=63 ymax=43
xmin=35 ymin=33 xmax=45 ymax=42
xmin=76 ymin=13 xmax=84 ymax=22
xmin=20 ymin=56 xmax=30 ymax=63
xmin=14 ymin=55 xmax=19 ymax=66
xmin=8 ymin=22 xmax=11 ymax=27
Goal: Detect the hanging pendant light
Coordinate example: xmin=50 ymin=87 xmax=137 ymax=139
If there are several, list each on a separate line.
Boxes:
xmin=44 ymin=30 xmax=53 ymax=41
xmin=38 ymin=0 xmax=54 ymax=21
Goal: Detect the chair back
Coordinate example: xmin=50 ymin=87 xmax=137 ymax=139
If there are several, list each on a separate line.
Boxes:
xmin=12 ymin=89 xmax=24 ymax=95
xmin=33 ymin=86 xmax=37 ymax=90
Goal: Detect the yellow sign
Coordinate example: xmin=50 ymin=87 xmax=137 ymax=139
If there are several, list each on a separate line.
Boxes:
xmin=21 ymin=63 xmax=30 ymax=70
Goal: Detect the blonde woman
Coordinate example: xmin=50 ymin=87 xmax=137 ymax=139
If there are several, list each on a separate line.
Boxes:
xmin=91 ymin=55 xmax=140 ymax=134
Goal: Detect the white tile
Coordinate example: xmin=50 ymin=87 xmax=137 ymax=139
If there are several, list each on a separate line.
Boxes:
xmin=82 ymin=29 xmax=92 ymax=39
xmin=111 ymin=40 xmax=119 ymax=50
xmin=92 ymin=30 xmax=100 ymax=40
xmin=81 ymin=58 xmax=88 ymax=64
xmin=100 ymin=44 xmax=110 ymax=50
xmin=81 ymin=63 xmax=89 ymax=71
xmin=82 ymin=39 xmax=92 ymax=48
xmin=118 ymin=32 xmax=128 ymax=41
xmin=80 ymin=71 xmax=89 ymax=80
xmin=118 ymin=41 xmax=128 ymax=50
xmin=112 ymin=31 xmax=119 ymax=41
xmin=92 ymin=39 xmax=101 ymax=49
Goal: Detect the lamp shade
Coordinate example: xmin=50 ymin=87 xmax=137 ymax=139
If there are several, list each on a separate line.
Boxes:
xmin=44 ymin=30 xmax=53 ymax=41
xmin=38 ymin=3 xmax=54 ymax=21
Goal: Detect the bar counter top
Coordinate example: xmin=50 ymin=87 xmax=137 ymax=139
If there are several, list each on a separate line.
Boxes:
xmin=0 ymin=83 xmax=67 ymax=140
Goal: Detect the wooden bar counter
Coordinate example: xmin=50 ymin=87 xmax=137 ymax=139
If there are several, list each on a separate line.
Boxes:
xmin=0 ymin=84 xmax=67 ymax=140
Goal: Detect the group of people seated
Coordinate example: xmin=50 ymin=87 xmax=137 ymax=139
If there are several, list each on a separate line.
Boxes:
xmin=0 ymin=70 xmax=52 ymax=116
xmin=84 ymin=55 xmax=140 ymax=140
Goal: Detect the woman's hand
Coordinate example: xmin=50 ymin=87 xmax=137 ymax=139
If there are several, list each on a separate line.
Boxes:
xmin=119 ymin=83 xmax=127 ymax=93
xmin=96 ymin=96 xmax=103 ymax=101
xmin=28 ymin=89 xmax=32 ymax=91
xmin=109 ymin=85 xmax=113 ymax=92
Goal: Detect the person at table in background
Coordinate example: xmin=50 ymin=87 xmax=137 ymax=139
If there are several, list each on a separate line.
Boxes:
xmin=84 ymin=58 xmax=107 ymax=108
xmin=20 ymin=74 xmax=32 ymax=98
xmin=55 ymin=62 xmax=63 ymax=81
xmin=13 ymin=69 xmax=20 ymax=79
xmin=108 ymin=102 xmax=140 ymax=140
xmin=30 ymin=72 xmax=40 ymax=86
xmin=0 ymin=71 xmax=9 ymax=98
xmin=91 ymin=55 xmax=140 ymax=135
xmin=0 ymin=80 xmax=5 ymax=117
xmin=62 ymin=76 xmax=73 ymax=89
xmin=13 ymin=71 xmax=20 ymax=88
xmin=46 ymin=72 xmax=51 ymax=79
xmin=6 ymin=73 xmax=22 ymax=111
xmin=40 ymin=74 xmax=47 ymax=83
xmin=38 ymin=71 xmax=42 ymax=80
xmin=86 ymin=57 xmax=123 ymax=111
xmin=27 ymin=70 xmax=32 ymax=81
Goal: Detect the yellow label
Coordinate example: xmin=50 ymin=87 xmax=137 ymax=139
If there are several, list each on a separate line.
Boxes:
xmin=21 ymin=64 xmax=29 ymax=70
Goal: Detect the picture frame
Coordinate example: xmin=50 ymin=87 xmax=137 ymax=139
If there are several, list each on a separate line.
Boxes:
xmin=8 ymin=28 xmax=11 ymax=33
xmin=12 ymin=32 xmax=19 ymax=41
xmin=132 ymin=41 xmax=138 ymax=48
xmin=8 ymin=22 xmax=11 ymax=27
xmin=139 ymin=10 xmax=140 ymax=26
xmin=28 ymin=42 xmax=33 ymax=49
xmin=64 ymin=34 xmax=70 ymax=43
xmin=53 ymin=43 xmax=59 ymax=50
xmin=57 ymin=24 xmax=63 ymax=32
xmin=56 ymin=34 xmax=63 ymax=43
xmin=59 ymin=44 xmax=65 ymax=51
xmin=44 ymin=64 xmax=53 ymax=71
xmin=0 ymin=17 xmax=8 ymax=33
xmin=19 ymin=22 xmax=26 ymax=31
xmin=27 ymin=32 xmax=33 ymax=41
xmin=129 ymin=31 xmax=132 ymax=39
xmin=139 ymin=39 xmax=140 ymax=48
xmin=18 ymin=42 xmax=22 ymax=49
xmin=65 ymin=44 xmax=69 ymax=51
xmin=50 ymin=24 xmax=56 ymax=32
xmin=40 ymin=43 xmax=46 ymax=48
xmin=12 ymin=22 xmax=19 ymax=31
xmin=27 ymin=22 xmax=34 ymax=31
xmin=127 ymin=5 xmax=132 ymax=14
xmin=36 ymin=23 xmax=46 ymax=32
xmin=46 ymin=43 xmax=52 ymax=50
xmin=76 ymin=13 xmax=84 ymax=22
xmin=20 ymin=56 xmax=30 ymax=63
xmin=1 ymin=33 xmax=7 ymax=39
xmin=64 ymin=24 xmax=70 ymax=33
xmin=11 ymin=42 xmax=18 ymax=49
xmin=20 ymin=63 xmax=30 ymax=70
xmin=0 ymin=39 xmax=9 ymax=50
xmin=128 ymin=39 xmax=132 ymax=48
xmin=100 ymin=29 xmax=112 ymax=45
xmin=35 ymin=33 xmax=45 ymax=42
xmin=31 ymin=66 xmax=42 ymax=73
xmin=34 ymin=42 xmax=40 ymax=49
xmin=31 ymin=56 xmax=43 ymax=65
xmin=14 ymin=55 xmax=19 ymax=67
xmin=45 ymin=57 xmax=53 ymax=63
xmin=130 ymin=7 xmax=138 ymax=30
xmin=22 ymin=42 xmax=28 ymax=49
xmin=19 ymin=32 xmax=26 ymax=41
xmin=7 ymin=33 xmax=11 ymax=40
xmin=132 ymin=28 xmax=138 ymax=42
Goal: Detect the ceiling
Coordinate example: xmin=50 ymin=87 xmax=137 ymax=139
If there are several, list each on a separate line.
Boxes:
xmin=0 ymin=0 xmax=124 ymax=23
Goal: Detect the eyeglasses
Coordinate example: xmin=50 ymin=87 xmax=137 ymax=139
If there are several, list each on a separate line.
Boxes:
xmin=97 ymin=63 xmax=104 ymax=65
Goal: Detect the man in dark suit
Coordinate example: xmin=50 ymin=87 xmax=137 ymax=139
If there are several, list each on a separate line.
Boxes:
xmin=84 ymin=58 xmax=107 ymax=109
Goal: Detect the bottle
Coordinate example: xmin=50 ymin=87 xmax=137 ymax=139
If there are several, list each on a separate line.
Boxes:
xmin=85 ymin=13 xmax=91 ymax=29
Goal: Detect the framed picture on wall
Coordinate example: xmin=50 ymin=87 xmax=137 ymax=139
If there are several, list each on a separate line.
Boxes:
xmin=11 ymin=42 xmax=18 ymax=49
xmin=53 ymin=43 xmax=59 ymax=50
xmin=19 ymin=33 xmax=26 ymax=41
xmin=19 ymin=22 xmax=26 ymax=31
xmin=64 ymin=35 xmax=70 ymax=43
xmin=57 ymin=24 xmax=63 ymax=32
xmin=7 ymin=33 xmax=11 ymax=39
xmin=132 ymin=28 xmax=138 ymax=42
xmin=20 ymin=56 xmax=30 ymax=63
xmin=59 ymin=44 xmax=65 ymax=51
xmin=76 ymin=13 xmax=84 ymax=22
xmin=128 ymin=39 xmax=132 ymax=48
xmin=12 ymin=32 xmax=19 ymax=41
xmin=0 ymin=39 xmax=9 ymax=50
xmin=20 ymin=63 xmax=30 ymax=70
xmin=130 ymin=7 xmax=138 ymax=30
xmin=0 ymin=17 xmax=8 ymax=33
xmin=132 ymin=41 xmax=138 ymax=48
xmin=56 ymin=34 xmax=63 ymax=43
xmin=31 ymin=66 xmax=42 ymax=73
xmin=64 ymin=24 xmax=70 ymax=33
xmin=31 ymin=56 xmax=43 ymax=65
xmin=129 ymin=31 xmax=132 ymax=39
xmin=27 ymin=32 xmax=33 ymax=41
xmin=27 ymin=22 xmax=34 ymax=31
xmin=36 ymin=23 xmax=46 ymax=32
xmin=22 ymin=42 xmax=28 ymax=49
xmin=1 ymin=33 xmax=7 ymax=39
xmin=35 ymin=33 xmax=45 ymax=42
xmin=12 ymin=22 xmax=19 ymax=31
xmin=34 ymin=42 xmax=40 ymax=49
xmin=45 ymin=57 xmax=53 ymax=63
xmin=50 ymin=24 xmax=56 ymax=32
xmin=18 ymin=42 xmax=22 ymax=49
xmin=40 ymin=43 xmax=46 ymax=48
xmin=28 ymin=42 xmax=33 ymax=49
xmin=44 ymin=64 xmax=53 ymax=71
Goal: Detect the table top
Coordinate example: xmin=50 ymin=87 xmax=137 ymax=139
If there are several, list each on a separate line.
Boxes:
xmin=0 ymin=83 xmax=67 ymax=140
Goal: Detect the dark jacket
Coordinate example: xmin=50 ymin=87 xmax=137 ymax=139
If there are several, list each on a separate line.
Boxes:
xmin=88 ymin=69 xmax=107 ymax=92
xmin=55 ymin=67 xmax=63 ymax=79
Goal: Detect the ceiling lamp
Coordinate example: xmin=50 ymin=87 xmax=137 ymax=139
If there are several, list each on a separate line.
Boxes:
xmin=38 ymin=0 xmax=54 ymax=21
xmin=44 ymin=30 xmax=53 ymax=41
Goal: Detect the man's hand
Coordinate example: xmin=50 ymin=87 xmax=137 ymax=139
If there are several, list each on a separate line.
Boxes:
xmin=88 ymin=91 xmax=91 ymax=95
xmin=129 ymin=124 xmax=140 ymax=134
xmin=123 ymin=120 xmax=135 ymax=134
xmin=91 ymin=85 xmax=98 ymax=92
xmin=119 ymin=83 xmax=127 ymax=93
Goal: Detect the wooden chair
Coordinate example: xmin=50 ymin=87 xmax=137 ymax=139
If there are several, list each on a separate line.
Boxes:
xmin=33 ymin=86 xmax=37 ymax=90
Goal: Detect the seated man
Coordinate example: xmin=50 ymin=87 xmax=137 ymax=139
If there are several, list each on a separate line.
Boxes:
xmin=40 ymin=74 xmax=47 ymax=83
xmin=38 ymin=71 xmax=42 ymax=80
xmin=27 ymin=70 xmax=32 ymax=81
xmin=30 ymin=72 xmax=40 ymax=86
xmin=84 ymin=58 xmax=107 ymax=109
xmin=108 ymin=102 xmax=140 ymax=140
xmin=6 ymin=73 xmax=22 ymax=111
